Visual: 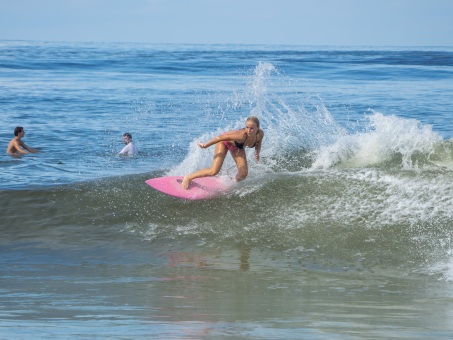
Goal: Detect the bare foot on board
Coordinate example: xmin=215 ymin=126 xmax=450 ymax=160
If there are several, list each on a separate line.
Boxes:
xmin=182 ymin=176 xmax=190 ymax=189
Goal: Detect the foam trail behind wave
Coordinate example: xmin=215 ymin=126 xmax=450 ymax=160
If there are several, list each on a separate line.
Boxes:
xmin=311 ymin=112 xmax=444 ymax=170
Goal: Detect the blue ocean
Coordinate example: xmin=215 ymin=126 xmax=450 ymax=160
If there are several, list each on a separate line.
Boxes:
xmin=1 ymin=40 xmax=453 ymax=339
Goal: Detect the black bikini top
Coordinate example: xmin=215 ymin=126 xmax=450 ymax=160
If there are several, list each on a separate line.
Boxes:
xmin=234 ymin=129 xmax=259 ymax=149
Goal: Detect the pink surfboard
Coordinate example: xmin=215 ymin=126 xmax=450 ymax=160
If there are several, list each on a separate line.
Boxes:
xmin=145 ymin=176 xmax=228 ymax=200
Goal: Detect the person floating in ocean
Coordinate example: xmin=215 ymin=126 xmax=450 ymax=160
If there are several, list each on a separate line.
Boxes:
xmin=6 ymin=126 xmax=38 ymax=155
xmin=119 ymin=132 xmax=139 ymax=156
xmin=182 ymin=116 xmax=264 ymax=189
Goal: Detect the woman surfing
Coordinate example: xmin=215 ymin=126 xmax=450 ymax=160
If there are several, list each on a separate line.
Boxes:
xmin=182 ymin=116 xmax=264 ymax=189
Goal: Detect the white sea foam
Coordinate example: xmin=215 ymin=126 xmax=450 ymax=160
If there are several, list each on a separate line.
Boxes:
xmin=311 ymin=112 xmax=444 ymax=170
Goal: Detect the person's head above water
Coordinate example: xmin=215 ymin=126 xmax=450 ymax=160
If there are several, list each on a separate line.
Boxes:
xmin=123 ymin=132 xmax=132 ymax=144
xmin=14 ymin=126 xmax=24 ymax=137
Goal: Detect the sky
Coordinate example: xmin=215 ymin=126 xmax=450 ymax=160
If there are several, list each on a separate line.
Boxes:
xmin=1 ymin=0 xmax=452 ymax=46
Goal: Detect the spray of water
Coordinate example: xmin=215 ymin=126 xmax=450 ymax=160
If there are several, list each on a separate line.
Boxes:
xmin=169 ymin=62 xmax=345 ymax=177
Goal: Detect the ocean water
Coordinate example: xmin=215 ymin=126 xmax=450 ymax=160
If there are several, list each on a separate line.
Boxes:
xmin=1 ymin=40 xmax=453 ymax=339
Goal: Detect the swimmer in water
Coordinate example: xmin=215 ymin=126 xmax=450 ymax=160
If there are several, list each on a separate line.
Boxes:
xmin=6 ymin=126 xmax=38 ymax=155
xmin=119 ymin=132 xmax=139 ymax=156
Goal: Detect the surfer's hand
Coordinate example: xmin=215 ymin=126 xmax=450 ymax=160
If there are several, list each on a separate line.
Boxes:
xmin=197 ymin=142 xmax=206 ymax=149
xmin=255 ymin=153 xmax=260 ymax=162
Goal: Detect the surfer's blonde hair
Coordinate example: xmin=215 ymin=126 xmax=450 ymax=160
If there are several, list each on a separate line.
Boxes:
xmin=246 ymin=116 xmax=260 ymax=128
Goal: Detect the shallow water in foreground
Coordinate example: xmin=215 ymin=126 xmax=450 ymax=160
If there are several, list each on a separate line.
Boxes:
xmin=2 ymin=170 xmax=453 ymax=339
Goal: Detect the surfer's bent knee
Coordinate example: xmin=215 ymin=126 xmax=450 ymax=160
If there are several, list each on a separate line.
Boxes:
xmin=235 ymin=170 xmax=248 ymax=182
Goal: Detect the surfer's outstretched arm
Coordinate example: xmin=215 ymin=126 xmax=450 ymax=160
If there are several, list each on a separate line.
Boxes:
xmin=196 ymin=130 xmax=244 ymax=149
